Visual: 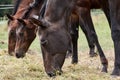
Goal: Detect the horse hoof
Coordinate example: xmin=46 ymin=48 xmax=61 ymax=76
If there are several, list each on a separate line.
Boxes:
xmin=111 ymin=68 xmax=120 ymax=76
xmin=89 ymin=52 xmax=98 ymax=57
xmin=71 ymin=59 xmax=78 ymax=64
xmin=101 ymin=66 xmax=108 ymax=73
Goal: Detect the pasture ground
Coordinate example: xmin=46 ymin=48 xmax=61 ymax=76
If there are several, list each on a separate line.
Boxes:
xmin=0 ymin=11 xmax=120 ymax=80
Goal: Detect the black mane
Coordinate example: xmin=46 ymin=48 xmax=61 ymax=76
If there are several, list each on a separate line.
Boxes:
xmin=22 ymin=0 xmax=45 ymax=19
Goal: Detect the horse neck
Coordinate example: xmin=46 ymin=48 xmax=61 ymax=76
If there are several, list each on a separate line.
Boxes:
xmin=14 ymin=0 xmax=34 ymax=18
xmin=44 ymin=0 xmax=74 ymax=24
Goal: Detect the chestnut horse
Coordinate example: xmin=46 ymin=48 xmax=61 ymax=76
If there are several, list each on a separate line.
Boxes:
xmin=7 ymin=0 xmax=44 ymax=57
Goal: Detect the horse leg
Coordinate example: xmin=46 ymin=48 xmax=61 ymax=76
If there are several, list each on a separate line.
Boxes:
xmin=79 ymin=17 xmax=97 ymax=57
xmin=77 ymin=7 xmax=108 ymax=72
xmin=70 ymin=15 xmax=79 ymax=64
xmin=109 ymin=0 xmax=120 ymax=76
xmin=101 ymin=0 xmax=111 ymax=28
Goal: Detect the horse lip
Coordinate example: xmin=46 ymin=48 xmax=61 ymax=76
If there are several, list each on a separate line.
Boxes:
xmin=15 ymin=50 xmax=26 ymax=58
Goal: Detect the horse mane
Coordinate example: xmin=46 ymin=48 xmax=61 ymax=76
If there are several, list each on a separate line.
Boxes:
xmin=12 ymin=0 xmax=22 ymax=15
xmin=22 ymin=0 xmax=45 ymax=19
xmin=38 ymin=0 xmax=47 ymax=19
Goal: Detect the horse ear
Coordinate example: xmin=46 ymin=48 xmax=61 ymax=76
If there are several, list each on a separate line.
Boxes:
xmin=17 ymin=19 xmax=26 ymax=25
xmin=6 ymin=14 xmax=14 ymax=20
xmin=29 ymin=17 xmax=47 ymax=29
xmin=29 ymin=17 xmax=42 ymax=26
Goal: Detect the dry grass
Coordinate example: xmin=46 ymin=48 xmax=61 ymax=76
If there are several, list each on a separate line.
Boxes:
xmin=0 ymin=49 xmax=120 ymax=80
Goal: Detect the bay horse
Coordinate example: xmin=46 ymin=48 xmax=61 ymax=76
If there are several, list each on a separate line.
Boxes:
xmin=7 ymin=0 xmax=44 ymax=57
xmin=108 ymin=0 xmax=120 ymax=76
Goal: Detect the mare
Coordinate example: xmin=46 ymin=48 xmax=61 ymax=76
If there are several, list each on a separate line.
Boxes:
xmin=70 ymin=0 xmax=109 ymax=72
xmin=108 ymin=0 xmax=120 ymax=76
xmin=30 ymin=0 xmax=108 ymax=76
xmin=7 ymin=0 xmax=44 ymax=58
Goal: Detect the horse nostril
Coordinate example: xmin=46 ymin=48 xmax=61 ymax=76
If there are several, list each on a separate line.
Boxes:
xmin=41 ymin=39 xmax=48 ymax=45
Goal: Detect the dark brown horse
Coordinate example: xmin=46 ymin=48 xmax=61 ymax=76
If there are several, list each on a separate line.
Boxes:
xmin=108 ymin=0 xmax=120 ymax=76
xmin=29 ymin=0 xmax=109 ymax=76
xmin=70 ymin=0 xmax=109 ymax=72
xmin=30 ymin=0 xmax=74 ymax=77
xmin=7 ymin=0 xmax=44 ymax=57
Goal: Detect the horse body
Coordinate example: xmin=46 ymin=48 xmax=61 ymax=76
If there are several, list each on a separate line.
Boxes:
xmin=90 ymin=0 xmax=101 ymax=8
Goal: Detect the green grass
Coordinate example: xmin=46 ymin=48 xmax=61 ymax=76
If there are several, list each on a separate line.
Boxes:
xmin=0 ymin=20 xmax=8 ymax=49
xmin=78 ymin=12 xmax=113 ymax=53
xmin=0 ymin=12 xmax=119 ymax=80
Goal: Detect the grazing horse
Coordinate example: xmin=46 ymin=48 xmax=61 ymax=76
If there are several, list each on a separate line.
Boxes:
xmin=30 ymin=0 xmax=108 ymax=76
xmin=30 ymin=0 xmax=75 ymax=77
xmin=108 ymin=0 xmax=120 ymax=76
xmin=70 ymin=0 xmax=109 ymax=72
xmin=7 ymin=0 xmax=44 ymax=57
